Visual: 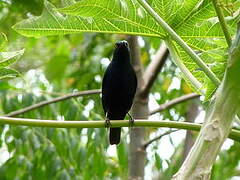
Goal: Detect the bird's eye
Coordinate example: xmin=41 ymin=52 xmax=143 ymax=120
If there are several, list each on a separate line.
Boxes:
xmin=124 ymin=42 xmax=129 ymax=48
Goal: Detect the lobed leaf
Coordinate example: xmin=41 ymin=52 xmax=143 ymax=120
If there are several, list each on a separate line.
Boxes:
xmin=12 ymin=0 xmax=240 ymax=98
xmin=13 ymin=1 xmax=164 ymax=38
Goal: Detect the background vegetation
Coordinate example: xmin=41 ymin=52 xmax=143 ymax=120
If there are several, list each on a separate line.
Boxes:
xmin=0 ymin=0 xmax=239 ymax=179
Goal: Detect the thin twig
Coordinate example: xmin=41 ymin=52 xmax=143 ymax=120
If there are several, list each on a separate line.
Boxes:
xmin=140 ymin=43 xmax=169 ymax=98
xmin=4 ymin=89 xmax=101 ymax=117
xmin=149 ymin=93 xmax=200 ymax=115
xmin=142 ymin=129 xmax=179 ymax=149
xmin=4 ymin=91 xmax=199 ymax=117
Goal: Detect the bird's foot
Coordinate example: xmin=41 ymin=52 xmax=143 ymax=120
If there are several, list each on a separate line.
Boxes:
xmin=105 ymin=118 xmax=112 ymax=128
xmin=128 ymin=112 xmax=135 ymax=127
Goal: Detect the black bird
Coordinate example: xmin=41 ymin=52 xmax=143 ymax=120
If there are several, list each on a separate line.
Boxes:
xmin=102 ymin=40 xmax=137 ymax=145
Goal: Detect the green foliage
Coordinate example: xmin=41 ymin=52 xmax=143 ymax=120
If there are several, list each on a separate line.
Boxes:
xmin=0 ymin=27 xmax=125 ymax=178
xmin=0 ymin=35 xmax=23 ymax=79
xmin=0 ymin=72 xmax=118 ymax=179
xmin=1 ymin=0 xmax=240 ymax=179
xmin=117 ymin=140 xmax=128 ymax=178
xmin=0 ymin=49 xmax=24 ymax=68
xmin=159 ymin=144 xmax=183 ymax=180
xmin=211 ymin=142 xmax=240 ymax=180
xmin=0 ymin=32 xmax=7 ymax=51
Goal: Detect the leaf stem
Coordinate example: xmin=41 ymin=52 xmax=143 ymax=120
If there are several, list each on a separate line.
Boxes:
xmin=165 ymin=39 xmax=203 ymax=93
xmin=212 ymin=0 xmax=232 ymax=47
xmin=136 ymin=0 xmax=221 ymax=86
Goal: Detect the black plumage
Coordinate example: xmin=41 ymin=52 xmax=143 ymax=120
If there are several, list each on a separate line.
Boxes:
xmin=102 ymin=40 xmax=137 ymax=145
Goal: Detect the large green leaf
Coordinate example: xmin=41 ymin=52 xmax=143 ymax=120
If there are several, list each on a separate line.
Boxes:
xmin=12 ymin=0 xmax=239 ymax=97
xmin=13 ymin=0 xmax=233 ymax=41
xmin=58 ymin=0 xmax=236 ymax=50
xmin=13 ymin=1 xmax=164 ymax=38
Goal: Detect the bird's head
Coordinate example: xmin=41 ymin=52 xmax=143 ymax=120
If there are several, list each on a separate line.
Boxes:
xmin=115 ymin=40 xmax=129 ymax=49
xmin=113 ymin=40 xmax=130 ymax=60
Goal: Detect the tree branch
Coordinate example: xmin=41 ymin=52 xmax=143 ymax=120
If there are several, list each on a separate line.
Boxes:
xmin=149 ymin=93 xmax=200 ymax=115
xmin=3 ymin=90 xmax=199 ymax=118
xmin=142 ymin=129 xmax=179 ymax=149
xmin=140 ymin=43 xmax=169 ymax=98
xmin=4 ymin=89 xmax=101 ymax=117
xmin=182 ymin=101 xmax=199 ymax=162
xmin=0 ymin=117 xmax=239 ymax=142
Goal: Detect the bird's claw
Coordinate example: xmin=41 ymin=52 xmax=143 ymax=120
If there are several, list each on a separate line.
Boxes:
xmin=128 ymin=112 xmax=135 ymax=127
xmin=129 ymin=118 xmax=135 ymax=127
xmin=105 ymin=118 xmax=112 ymax=128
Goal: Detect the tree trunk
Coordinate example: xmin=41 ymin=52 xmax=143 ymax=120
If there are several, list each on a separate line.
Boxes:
xmin=128 ymin=36 xmax=148 ymax=180
xmin=182 ymin=101 xmax=199 ymax=161
xmin=127 ymin=36 xmax=169 ymax=179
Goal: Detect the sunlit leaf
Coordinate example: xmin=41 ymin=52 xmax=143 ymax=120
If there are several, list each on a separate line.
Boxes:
xmin=0 ymin=68 xmax=20 ymax=79
xmin=12 ymin=0 xmax=239 ymax=98
xmin=0 ymin=49 xmax=24 ymax=68
xmin=0 ymin=32 xmax=8 ymax=51
xmin=13 ymin=1 xmax=164 ymax=38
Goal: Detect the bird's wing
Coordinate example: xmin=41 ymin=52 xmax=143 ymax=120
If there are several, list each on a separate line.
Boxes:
xmin=125 ymin=69 xmax=138 ymax=112
xmin=101 ymin=67 xmax=110 ymax=115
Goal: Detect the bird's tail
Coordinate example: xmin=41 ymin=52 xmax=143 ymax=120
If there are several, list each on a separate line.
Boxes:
xmin=109 ymin=128 xmax=121 ymax=145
